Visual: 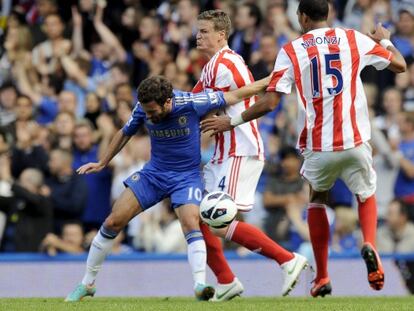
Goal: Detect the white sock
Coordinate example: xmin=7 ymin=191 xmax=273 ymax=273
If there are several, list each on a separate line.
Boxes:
xmin=185 ymin=230 xmax=207 ymax=287
xmin=81 ymin=227 xmax=117 ymax=286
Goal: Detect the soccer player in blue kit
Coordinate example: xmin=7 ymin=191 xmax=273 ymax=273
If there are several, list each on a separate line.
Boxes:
xmin=65 ymin=75 xmax=269 ymax=302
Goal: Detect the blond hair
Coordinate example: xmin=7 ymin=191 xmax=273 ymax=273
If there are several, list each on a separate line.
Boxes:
xmin=197 ymin=10 xmax=231 ymax=39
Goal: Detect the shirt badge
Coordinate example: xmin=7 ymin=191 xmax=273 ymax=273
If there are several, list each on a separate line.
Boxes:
xmin=178 ymin=116 xmax=188 ymax=126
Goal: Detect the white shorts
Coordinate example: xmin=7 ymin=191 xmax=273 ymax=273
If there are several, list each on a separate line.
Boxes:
xmin=300 ymin=142 xmax=376 ymax=201
xmin=203 ymin=156 xmax=264 ymax=212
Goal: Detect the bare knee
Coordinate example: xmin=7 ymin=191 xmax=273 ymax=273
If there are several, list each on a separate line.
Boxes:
xmin=103 ymin=188 xmax=142 ymax=232
xmin=180 ymin=213 xmax=200 ymax=234
xmin=103 ymin=213 xmax=126 ymax=233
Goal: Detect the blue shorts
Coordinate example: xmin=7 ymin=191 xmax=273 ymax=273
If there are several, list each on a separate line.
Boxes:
xmin=123 ymin=165 xmax=204 ymax=210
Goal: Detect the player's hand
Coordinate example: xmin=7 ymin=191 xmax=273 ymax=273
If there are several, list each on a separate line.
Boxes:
xmin=200 ymin=115 xmax=233 ymax=136
xmin=77 ymin=162 xmax=105 ymax=174
xmin=368 ymin=22 xmax=391 ymax=43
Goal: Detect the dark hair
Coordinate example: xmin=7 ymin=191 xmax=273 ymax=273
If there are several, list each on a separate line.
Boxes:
xmin=47 ymin=74 xmax=64 ymax=94
xmin=198 ymin=10 xmax=232 ymax=39
xmin=242 ymin=3 xmax=262 ymax=27
xmin=111 ymin=62 xmax=132 ymax=79
xmin=0 ymin=81 xmax=17 ymax=93
xmin=137 ymin=76 xmax=173 ymax=106
xmin=279 ymin=146 xmax=301 ymax=160
xmin=298 ymin=0 xmax=329 ymax=21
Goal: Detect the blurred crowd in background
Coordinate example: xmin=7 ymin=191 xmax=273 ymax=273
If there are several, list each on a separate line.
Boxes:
xmin=0 ymin=0 xmax=413 ymax=280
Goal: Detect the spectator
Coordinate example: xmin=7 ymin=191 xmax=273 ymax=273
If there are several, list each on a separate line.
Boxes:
xmin=92 ymin=2 xmax=127 ymax=65
xmin=1 ymin=25 xmax=32 ymax=84
xmin=134 ymin=201 xmax=187 ymax=253
xmin=31 ymin=13 xmax=71 ymax=77
xmin=263 ymin=147 xmax=307 ymax=249
xmin=371 ymin=124 xmax=400 ymax=218
xmin=0 ymin=82 xmax=17 ymax=132
xmin=111 ymin=134 xmax=150 ymax=202
xmin=11 ymin=122 xmax=49 ymax=178
xmin=114 ymin=100 xmax=134 ymax=130
xmin=59 ymin=54 xmax=98 ymax=118
xmin=57 ymin=90 xmax=77 ymax=115
xmin=40 ymin=221 xmax=85 ymax=256
xmin=114 ymin=83 xmax=134 ymax=107
xmin=263 ymin=2 xmax=299 ymax=47
xmin=139 ymin=15 xmax=162 ymax=49
xmin=343 ymin=0 xmax=373 ymax=32
xmin=0 ymin=165 xmax=53 ymax=252
xmin=72 ymin=119 xmax=114 ymax=231
xmin=118 ymin=6 xmax=140 ymax=51
xmin=377 ymin=199 xmax=414 ymax=253
xmin=392 ymin=5 xmax=414 ymax=63
xmin=377 ymin=199 xmax=414 ymax=294
xmin=14 ymin=95 xmax=34 ymax=128
xmin=374 ymin=87 xmax=403 ymax=144
xmin=46 ymin=148 xmax=88 ymax=232
xmin=50 ymin=111 xmax=76 ymax=151
xmin=394 ymin=112 xmax=414 ymax=207
xmin=331 ymin=207 xmax=359 ymax=254
xmin=14 ymin=60 xmax=59 ymax=126
xmin=5 ymin=94 xmax=36 ymax=144
xmin=28 ymin=0 xmax=60 ymax=45
xmin=229 ymin=3 xmax=262 ymax=65
xmin=130 ymin=15 xmax=163 ymax=86
xmin=84 ymin=93 xmax=102 ymax=129
xmin=250 ymin=35 xmax=279 ymax=80
xmin=327 ymin=0 xmax=344 ymax=28
xmin=398 ymin=62 xmax=414 ymax=111
xmin=105 ymin=63 xmax=131 ymax=98
xmin=168 ymin=0 xmax=200 ymax=52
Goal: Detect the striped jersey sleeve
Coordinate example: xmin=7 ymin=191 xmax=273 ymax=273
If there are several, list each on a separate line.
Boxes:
xmin=266 ymin=47 xmax=295 ymax=94
xmin=353 ymin=30 xmax=393 ymax=70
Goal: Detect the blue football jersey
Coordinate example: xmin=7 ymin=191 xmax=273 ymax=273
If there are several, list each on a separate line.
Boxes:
xmin=122 ymin=90 xmax=226 ymax=171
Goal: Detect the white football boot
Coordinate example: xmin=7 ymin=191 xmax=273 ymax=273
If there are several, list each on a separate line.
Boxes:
xmin=280 ymin=252 xmax=309 ymax=296
xmin=211 ymin=277 xmax=244 ymax=302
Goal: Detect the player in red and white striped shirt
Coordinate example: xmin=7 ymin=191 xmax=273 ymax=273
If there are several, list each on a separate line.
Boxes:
xmin=201 ymin=0 xmax=407 ymax=298
xmin=195 ymin=10 xmax=308 ymax=300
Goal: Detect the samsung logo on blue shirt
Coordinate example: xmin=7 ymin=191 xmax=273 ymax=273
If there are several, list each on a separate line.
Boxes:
xmin=150 ymin=128 xmax=191 ymax=138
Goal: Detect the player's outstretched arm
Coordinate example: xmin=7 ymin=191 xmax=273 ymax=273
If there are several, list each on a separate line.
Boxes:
xmin=77 ymin=129 xmax=131 ymax=174
xmin=368 ymin=23 xmax=407 ymax=73
xmin=223 ymin=75 xmax=271 ymax=106
xmin=201 ymin=91 xmax=282 ymax=135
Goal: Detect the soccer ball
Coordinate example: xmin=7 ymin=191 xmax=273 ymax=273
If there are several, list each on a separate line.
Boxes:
xmin=199 ymin=191 xmax=238 ymax=228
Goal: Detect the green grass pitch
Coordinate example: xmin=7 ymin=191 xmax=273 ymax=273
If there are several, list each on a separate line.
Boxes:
xmin=1 ymin=297 xmax=413 ymax=311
